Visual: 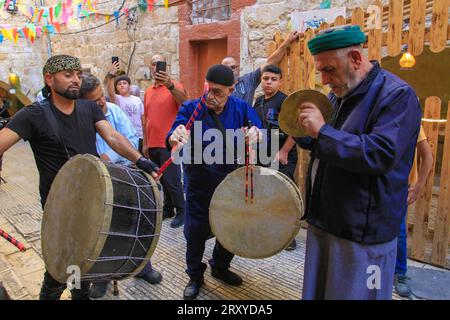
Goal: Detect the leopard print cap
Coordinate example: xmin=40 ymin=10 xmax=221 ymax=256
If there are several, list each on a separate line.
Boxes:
xmin=42 ymin=55 xmax=82 ymax=74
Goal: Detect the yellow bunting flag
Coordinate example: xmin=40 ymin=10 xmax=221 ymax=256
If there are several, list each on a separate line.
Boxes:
xmin=105 ymin=15 xmax=110 ymax=23
xmin=2 ymin=29 xmax=13 ymax=41
xmin=31 ymin=8 xmax=39 ymax=22
xmin=164 ymin=0 xmax=168 ymax=9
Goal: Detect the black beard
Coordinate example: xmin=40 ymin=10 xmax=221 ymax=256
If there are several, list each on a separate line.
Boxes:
xmin=55 ymin=87 xmax=80 ymax=100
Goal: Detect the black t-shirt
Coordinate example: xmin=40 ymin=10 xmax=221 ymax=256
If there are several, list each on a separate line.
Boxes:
xmin=254 ymin=91 xmax=287 ymax=131
xmin=253 ymin=91 xmax=296 ymax=157
xmin=7 ymin=99 xmax=105 ymax=205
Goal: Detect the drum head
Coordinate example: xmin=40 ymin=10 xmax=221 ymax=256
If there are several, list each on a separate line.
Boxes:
xmin=209 ymin=166 xmax=303 ymax=259
xmin=42 ymin=154 xmax=115 ymax=283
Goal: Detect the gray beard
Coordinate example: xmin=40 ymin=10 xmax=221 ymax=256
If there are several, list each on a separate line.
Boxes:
xmin=336 ymin=74 xmax=362 ymax=98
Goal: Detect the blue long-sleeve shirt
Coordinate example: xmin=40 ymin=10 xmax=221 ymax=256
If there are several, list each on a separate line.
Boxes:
xmin=96 ymin=102 xmax=139 ymax=166
xmin=166 ymin=95 xmax=262 ymax=193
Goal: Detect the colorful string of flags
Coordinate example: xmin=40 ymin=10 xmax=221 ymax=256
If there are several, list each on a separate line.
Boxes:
xmin=0 ymin=0 xmax=170 ymax=44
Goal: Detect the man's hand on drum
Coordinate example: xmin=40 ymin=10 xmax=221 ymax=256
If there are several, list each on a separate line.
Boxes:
xmin=297 ymin=102 xmax=325 ymax=139
xmin=245 ymin=126 xmax=262 ymax=146
xmin=169 ymin=125 xmax=190 ymax=147
xmin=136 ymin=157 xmax=160 ymax=180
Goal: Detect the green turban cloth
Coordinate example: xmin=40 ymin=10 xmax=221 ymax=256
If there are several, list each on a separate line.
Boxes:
xmin=307 ymin=25 xmax=366 ymax=55
xmin=43 ymin=55 xmax=82 ymax=74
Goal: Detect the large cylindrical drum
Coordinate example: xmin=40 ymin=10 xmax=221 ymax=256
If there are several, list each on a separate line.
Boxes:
xmin=42 ymin=154 xmax=162 ymax=283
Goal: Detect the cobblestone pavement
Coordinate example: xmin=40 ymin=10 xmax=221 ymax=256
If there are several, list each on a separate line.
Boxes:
xmin=0 ymin=141 xmax=429 ymax=300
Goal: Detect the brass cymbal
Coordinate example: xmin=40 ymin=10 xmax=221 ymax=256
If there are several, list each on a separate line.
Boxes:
xmin=279 ymin=89 xmax=333 ymax=138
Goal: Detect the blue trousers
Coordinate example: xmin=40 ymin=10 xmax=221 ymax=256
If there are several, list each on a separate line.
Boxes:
xmin=395 ymin=217 xmax=407 ymax=275
xmin=184 ymin=191 xmax=234 ymax=282
xmin=183 ymin=167 xmax=235 ymax=282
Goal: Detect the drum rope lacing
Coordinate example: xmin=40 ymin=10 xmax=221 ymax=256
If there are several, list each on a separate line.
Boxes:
xmin=84 ymin=163 xmax=161 ymax=279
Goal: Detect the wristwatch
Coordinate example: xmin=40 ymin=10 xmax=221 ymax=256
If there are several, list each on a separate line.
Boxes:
xmin=106 ymin=72 xmax=115 ymax=78
xmin=167 ymin=83 xmax=175 ymax=91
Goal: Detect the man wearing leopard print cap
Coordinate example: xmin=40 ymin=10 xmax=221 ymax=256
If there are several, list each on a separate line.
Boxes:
xmin=0 ymin=54 xmax=160 ymax=300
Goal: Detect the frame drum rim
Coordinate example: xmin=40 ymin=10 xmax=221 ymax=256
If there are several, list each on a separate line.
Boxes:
xmin=275 ymin=170 xmax=304 ymax=222
xmin=42 ymin=154 xmax=113 ymax=283
xmin=209 ymin=166 xmax=303 ymax=259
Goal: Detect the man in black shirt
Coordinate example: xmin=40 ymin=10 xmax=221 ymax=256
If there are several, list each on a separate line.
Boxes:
xmin=0 ymin=55 xmax=159 ymax=300
xmin=253 ymin=65 xmax=298 ymax=251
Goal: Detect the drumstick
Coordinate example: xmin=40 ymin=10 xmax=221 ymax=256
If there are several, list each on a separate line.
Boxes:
xmin=250 ymin=144 xmax=254 ymax=203
xmin=245 ymin=133 xmax=249 ymax=203
xmin=248 ymin=121 xmax=254 ymax=203
xmin=0 ymin=227 xmax=26 ymax=252
xmin=156 ymin=83 xmax=210 ymax=178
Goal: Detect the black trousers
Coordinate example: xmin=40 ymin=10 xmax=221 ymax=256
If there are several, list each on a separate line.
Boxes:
xmin=39 ymin=270 xmax=90 ymax=300
xmin=148 ymin=148 xmax=185 ymax=216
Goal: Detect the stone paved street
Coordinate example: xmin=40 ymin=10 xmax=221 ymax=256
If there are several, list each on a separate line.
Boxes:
xmin=0 ymin=141 xmax=437 ymax=300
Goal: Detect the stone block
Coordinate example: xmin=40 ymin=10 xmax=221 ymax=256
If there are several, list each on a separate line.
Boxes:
xmin=0 ymin=269 xmax=28 ymax=299
xmin=6 ymin=249 xmax=45 ymax=277
xmin=249 ymin=30 xmax=263 ymax=41
xmin=19 ymin=269 xmax=45 ymax=299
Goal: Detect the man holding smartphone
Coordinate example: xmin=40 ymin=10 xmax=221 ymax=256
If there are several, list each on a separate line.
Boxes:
xmin=143 ymin=54 xmax=187 ymax=229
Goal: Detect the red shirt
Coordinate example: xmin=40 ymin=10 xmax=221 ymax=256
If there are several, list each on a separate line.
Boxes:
xmin=144 ymin=81 xmax=184 ymax=148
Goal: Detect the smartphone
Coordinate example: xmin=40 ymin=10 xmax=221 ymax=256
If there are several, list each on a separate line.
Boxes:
xmin=156 ymin=61 xmax=166 ymax=73
xmin=112 ymin=56 xmax=119 ymax=65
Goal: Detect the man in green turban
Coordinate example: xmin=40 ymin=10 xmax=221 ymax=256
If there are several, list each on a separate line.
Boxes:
xmin=294 ymin=25 xmax=422 ymax=300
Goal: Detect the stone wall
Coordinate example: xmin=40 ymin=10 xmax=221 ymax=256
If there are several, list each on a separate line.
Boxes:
xmin=1 ymin=0 xmax=398 ymax=100
xmin=240 ymin=0 xmax=390 ymax=76
xmin=49 ymin=0 xmax=180 ymax=95
xmin=0 ymin=6 xmax=48 ymax=99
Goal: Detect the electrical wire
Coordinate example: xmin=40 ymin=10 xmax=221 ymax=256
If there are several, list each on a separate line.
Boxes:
xmin=1 ymin=0 xmax=185 ymax=33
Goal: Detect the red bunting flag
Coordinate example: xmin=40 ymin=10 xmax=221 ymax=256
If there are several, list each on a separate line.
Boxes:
xmin=22 ymin=27 xmax=29 ymax=40
xmin=49 ymin=7 xmax=54 ymax=24
xmin=147 ymin=0 xmax=154 ymax=12
xmin=53 ymin=22 xmax=62 ymax=33
xmin=38 ymin=9 xmax=44 ymax=23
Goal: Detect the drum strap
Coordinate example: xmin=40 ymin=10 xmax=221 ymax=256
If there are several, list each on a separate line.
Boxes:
xmin=37 ymin=100 xmax=71 ymax=160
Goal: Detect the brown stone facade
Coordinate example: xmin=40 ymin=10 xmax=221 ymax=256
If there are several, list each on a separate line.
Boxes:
xmin=178 ymin=0 xmax=256 ymax=98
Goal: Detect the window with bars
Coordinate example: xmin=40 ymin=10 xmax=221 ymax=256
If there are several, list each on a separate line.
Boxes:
xmin=190 ymin=0 xmax=231 ymax=25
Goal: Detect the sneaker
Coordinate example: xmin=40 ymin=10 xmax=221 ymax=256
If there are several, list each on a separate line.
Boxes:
xmin=285 ymin=239 xmax=297 ymax=251
xmin=170 ymin=214 xmax=184 ymax=228
xmin=394 ymin=274 xmax=412 ymax=297
xmin=211 ymin=267 xmax=242 ymax=286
